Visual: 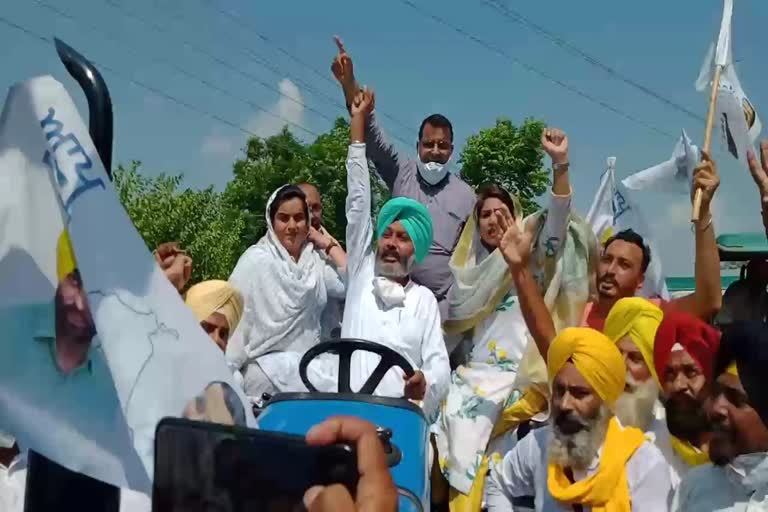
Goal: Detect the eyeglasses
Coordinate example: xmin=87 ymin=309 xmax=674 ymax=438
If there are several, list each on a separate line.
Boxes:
xmin=419 ymin=139 xmax=452 ymax=151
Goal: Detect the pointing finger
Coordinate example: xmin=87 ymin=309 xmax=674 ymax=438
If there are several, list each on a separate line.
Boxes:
xmin=333 ymin=35 xmax=346 ymax=53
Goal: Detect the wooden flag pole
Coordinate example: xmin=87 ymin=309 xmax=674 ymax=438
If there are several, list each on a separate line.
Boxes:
xmin=692 ymin=64 xmax=723 ymax=222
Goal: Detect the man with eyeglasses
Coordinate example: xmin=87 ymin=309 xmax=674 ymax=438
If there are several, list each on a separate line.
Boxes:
xmin=331 ymin=37 xmax=475 ymax=322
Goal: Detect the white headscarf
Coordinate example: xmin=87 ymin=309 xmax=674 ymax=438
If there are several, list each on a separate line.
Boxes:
xmin=227 ymin=186 xmax=330 ymax=367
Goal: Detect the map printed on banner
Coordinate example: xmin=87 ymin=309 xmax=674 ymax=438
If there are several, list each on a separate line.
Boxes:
xmin=0 ymin=76 xmax=254 ymax=493
xmin=586 ymin=157 xmax=670 ymax=300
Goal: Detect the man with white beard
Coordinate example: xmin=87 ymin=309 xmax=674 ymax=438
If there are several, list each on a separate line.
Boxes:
xmin=486 ymin=327 xmax=671 ymax=511
xmin=604 ymin=298 xmax=664 ymax=432
xmin=603 ymin=297 xmax=689 ymax=490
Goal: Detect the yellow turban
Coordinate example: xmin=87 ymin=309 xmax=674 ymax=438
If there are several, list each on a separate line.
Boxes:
xmin=547 ymin=327 xmax=626 ymax=406
xmin=57 ymin=230 xmax=77 ymax=282
xmin=185 ymin=280 xmax=244 ymax=332
xmin=603 ymin=297 xmax=664 ymax=382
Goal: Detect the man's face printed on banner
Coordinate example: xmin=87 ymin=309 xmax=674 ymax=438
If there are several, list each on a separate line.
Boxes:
xmin=54 ymin=268 xmax=96 ymax=374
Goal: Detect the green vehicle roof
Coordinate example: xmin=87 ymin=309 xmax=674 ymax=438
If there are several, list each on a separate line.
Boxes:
xmin=716 ymin=233 xmax=768 ymax=261
xmin=665 ymin=276 xmax=739 ymax=292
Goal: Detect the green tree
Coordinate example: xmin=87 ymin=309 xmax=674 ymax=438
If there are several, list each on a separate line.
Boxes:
xmin=114 ymin=161 xmax=245 ymax=283
xmin=223 ymin=118 xmax=388 ymax=255
xmin=460 ymin=118 xmax=549 ymax=215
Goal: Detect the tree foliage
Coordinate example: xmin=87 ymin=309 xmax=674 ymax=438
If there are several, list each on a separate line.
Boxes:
xmin=114 ymin=161 xmax=245 ymax=283
xmin=460 ymin=118 xmax=549 ymax=215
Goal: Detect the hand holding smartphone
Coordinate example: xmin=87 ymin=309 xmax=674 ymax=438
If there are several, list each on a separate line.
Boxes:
xmin=153 ymin=418 xmax=358 ymax=512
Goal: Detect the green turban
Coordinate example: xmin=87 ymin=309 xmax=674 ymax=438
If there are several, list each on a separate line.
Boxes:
xmin=376 ymin=197 xmax=433 ymax=263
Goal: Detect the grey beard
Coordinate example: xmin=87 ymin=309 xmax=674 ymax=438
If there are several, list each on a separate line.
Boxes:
xmin=548 ymin=404 xmax=611 ymax=471
xmin=374 ymin=253 xmax=415 ymax=279
xmin=614 ymin=374 xmax=660 ymax=432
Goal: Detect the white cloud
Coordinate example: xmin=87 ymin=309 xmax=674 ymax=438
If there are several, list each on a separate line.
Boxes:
xmin=200 ymin=78 xmax=305 ymax=160
xmin=245 ymin=79 xmax=305 ymax=138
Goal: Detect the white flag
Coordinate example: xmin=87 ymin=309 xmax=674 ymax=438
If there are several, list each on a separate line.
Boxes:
xmin=622 ymin=130 xmax=698 ymax=195
xmin=695 ymin=0 xmax=761 ymax=162
xmin=0 ymin=76 xmax=254 ymax=491
xmin=586 ymin=158 xmax=670 ymax=299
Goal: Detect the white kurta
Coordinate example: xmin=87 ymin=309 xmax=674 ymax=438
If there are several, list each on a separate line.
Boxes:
xmin=673 ymin=453 xmax=768 ymax=512
xmin=1 ymin=452 xmax=151 ymax=512
xmin=486 ymin=423 xmax=672 ymax=512
xmin=0 ymin=453 xmax=26 ymax=512
xmin=645 ymin=401 xmax=688 ymax=490
xmin=341 ymin=143 xmax=450 ymax=420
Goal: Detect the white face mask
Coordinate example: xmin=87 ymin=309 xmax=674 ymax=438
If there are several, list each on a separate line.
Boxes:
xmin=416 ymin=158 xmax=452 ymax=186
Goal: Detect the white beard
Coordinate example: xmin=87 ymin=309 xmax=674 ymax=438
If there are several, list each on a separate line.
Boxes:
xmin=548 ymin=404 xmax=611 ymax=470
xmin=614 ymin=373 xmax=659 ymax=432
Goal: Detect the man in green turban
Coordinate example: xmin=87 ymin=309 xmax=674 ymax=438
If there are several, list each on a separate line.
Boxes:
xmin=335 ymin=88 xmax=450 ymax=421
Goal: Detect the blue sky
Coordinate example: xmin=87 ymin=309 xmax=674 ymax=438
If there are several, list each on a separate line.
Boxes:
xmin=2 ymin=0 xmax=767 ymax=276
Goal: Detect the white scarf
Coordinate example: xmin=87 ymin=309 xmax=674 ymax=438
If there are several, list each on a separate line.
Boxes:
xmin=229 ymin=187 xmax=328 ymax=363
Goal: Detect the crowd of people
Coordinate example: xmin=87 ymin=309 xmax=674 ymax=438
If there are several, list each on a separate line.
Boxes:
xmin=4 ymin=36 xmax=768 ymax=512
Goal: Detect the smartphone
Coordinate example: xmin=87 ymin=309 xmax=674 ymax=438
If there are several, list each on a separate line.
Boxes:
xmin=153 ymin=417 xmax=358 ymax=512
xmin=24 ymin=450 xmax=120 ymax=512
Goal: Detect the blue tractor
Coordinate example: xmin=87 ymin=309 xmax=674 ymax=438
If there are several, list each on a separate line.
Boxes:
xmin=257 ymin=339 xmax=431 ymax=512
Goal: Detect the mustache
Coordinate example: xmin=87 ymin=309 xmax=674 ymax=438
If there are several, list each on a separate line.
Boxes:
xmin=598 ymin=274 xmax=618 ymax=286
xmin=554 ymin=412 xmax=590 ymax=434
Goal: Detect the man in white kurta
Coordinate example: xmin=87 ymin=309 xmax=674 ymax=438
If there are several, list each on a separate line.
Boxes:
xmin=341 ymin=134 xmax=450 ymax=421
xmin=485 ymin=327 xmax=671 ymax=511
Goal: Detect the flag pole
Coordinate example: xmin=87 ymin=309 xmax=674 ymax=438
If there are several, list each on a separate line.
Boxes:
xmin=692 ymin=64 xmax=723 ymax=222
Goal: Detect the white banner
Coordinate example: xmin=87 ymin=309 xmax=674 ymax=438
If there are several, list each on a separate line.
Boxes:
xmin=585 ymin=158 xmax=670 ymax=300
xmin=0 ymin=76 xmax=254 ymax=492
xmin=695 ymin=0 xmax=761 ymax=162
xmin=622 ymin=130 xmax=698 ymax=195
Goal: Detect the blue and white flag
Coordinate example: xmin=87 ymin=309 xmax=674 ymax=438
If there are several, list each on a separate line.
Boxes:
xmin=586 ymin=157 xmax=670 ymax=300
xmin=695 ymin=0 xmax=761 ymax=162
xmin=0 ymin=76 xmax=254 ymax=492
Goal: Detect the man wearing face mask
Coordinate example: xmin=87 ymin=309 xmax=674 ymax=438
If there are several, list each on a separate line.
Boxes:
xmin=331 ymin=37 xmax=476 ymax=320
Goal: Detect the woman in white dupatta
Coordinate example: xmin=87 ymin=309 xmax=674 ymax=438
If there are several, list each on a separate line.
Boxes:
xmin=226 ymin=185 xmax=345 ymax=401
xmin=432 ymin=129 xmax=596 ymax=503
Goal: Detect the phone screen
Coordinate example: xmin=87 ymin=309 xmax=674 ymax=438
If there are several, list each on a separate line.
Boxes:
xmin=24 ymin=450 xmax=120 ymax=512
xmin=153 ymin=418 xmax=358 ymax=512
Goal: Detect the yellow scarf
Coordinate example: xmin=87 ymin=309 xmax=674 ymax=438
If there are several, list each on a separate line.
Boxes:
xmin=548 ymin=417 xmax=645 ymax=512
xmin=669 ymin=435 xmax=710 ymax=467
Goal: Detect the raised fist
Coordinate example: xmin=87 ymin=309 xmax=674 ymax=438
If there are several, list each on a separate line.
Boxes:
xmin=542 ymin=127 xmax=569 ymax=166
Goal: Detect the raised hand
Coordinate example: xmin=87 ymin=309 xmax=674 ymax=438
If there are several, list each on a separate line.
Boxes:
xmin=350 ymin=87 xmax=375 ymax=118
xmin=748 ymin=141 xmax=768 ymax=207
xmin=692 ymin=150 xmax=720 ymax=214
xmin=542 ymin=127 xmax=569 ymax=166
xmin=496 ymin=209 xmax=533 ymax=272
xmin=331 ymin=36 xmax=356 ymax=90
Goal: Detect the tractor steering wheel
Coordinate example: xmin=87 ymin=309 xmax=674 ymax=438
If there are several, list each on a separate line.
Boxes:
xmin=299 ymin=339 xmax=415 ymax=394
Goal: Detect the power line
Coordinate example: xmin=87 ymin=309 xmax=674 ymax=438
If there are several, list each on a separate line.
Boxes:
xmin=200 ymin=0 xmax=418 ymax=140
xmin=0 ymin=14 xmax=334 ymax=157
xmin=479 ymin=0 xmax=705 ymax=123
xmin=98 ymin=0 xmax=336 ymax=130
xmin=397 ymin=0 xmax=676 ymax=140
xmin=33 ymin=1 xmax=321 ymax=138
